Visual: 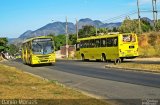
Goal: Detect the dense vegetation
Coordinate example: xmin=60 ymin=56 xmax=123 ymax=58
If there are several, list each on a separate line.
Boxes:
xmin=0 ymin=38 xmax=8 ymax=52
xmin=119 ymin=17 xmax=153 ymax=33
xmin=0 ymin=38 xmax=19 ymax=56
xmin=53 ymin=34 xmax=77 ymax=51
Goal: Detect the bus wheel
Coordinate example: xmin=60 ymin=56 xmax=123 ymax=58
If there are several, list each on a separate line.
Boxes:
xmin=101 ymin=54 xmax=106 ymax=62
xmin=114 ymin=58 xmax=121 ymax=65
xmin=120 ymin=58 xmax=124 ymax=62
xmin=81 ymin=54 xmax=85 ymax=61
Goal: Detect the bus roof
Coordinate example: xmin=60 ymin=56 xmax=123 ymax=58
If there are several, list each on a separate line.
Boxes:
xmin=77 ymin=33 xmax=135 ymax=41
xmin=22 ymin=35 xmax=53 ymax=44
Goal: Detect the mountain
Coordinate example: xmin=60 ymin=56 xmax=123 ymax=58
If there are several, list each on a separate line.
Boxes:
xmin=30 ymin=22 xmax=75 ymax=37
xmin=101 ymin=22 xmax=122 ymax=28
xmin=141 ymin=17 xmax=154 ymax=26
xmin=18 ymin=18 xmax=121 ymax=39
xmin=78 ymin=18 xmax=104 ymax=28
xmin=19 ymin=30 xmax=33 ymax=39
xmin=7 ymin=38 xmax=17 ymax=44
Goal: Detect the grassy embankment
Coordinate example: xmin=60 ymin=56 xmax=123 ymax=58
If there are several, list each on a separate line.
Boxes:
xmin=139 ymin=32 xmax=160 ymax=57
xmin=0 ymin=63 xmax=110 ymax=105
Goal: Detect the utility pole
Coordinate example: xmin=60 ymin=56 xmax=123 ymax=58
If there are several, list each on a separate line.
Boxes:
xmin=65 ymin=16 xmax=69 ymax=59
xmin=154 ymin=0 xmax=158 ymax=24
xmin=76 ymin=18 xmax=79 ymax=40
xmin=137 ymin=0 xmax=142 ymax=34
xmin=152 ymin=0 xmax=158 ymax=31
xmin=96 ymin=27 xmax=97 ymax=35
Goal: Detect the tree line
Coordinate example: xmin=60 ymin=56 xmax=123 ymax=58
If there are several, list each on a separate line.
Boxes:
xmin=78 ymin=17 xmax=160 ymax=38
xmin=0 ymin=38 xmax=19 ymax=57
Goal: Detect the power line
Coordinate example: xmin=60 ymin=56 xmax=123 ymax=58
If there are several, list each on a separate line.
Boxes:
xmin=102 ymin=9 xmax=160 ymax=23
xmin=152 ymin=0 xmax=158 ymax=30
xmin=103 ymin=11 xmax=137 ymax=23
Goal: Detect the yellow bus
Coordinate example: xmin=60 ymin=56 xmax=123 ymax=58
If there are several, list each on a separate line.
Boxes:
xmin=21 ymin=36 xmax=56 ymax=65
xmin=75 ymin=33 xmax=138 ymax=62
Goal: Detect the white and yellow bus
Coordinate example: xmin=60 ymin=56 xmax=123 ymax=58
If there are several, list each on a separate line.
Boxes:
xmin=21 ymin=36 xmax=56 ymax=65
xmin=75 ymin=33 xmax=138 ymax=62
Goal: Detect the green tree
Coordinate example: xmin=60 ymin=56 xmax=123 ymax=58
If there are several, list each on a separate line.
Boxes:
xmin=156 ymin=20 xmax=160 ymax=31
xmin=119 ymin=17 xmax=138 ymax=33
xmin=78 ymin=25 xmax=96 ymax=38
xmin=53 ymin=34 xmax=77 ymax=51
xmin=69 ymin=34 xmax=77 ymax=45
xmin=8 ymin=44 xmax=19 ymax=56
xmin=112 ymin=27 xmax=118 ymax=32
xmin=119 ymin=17 xmax=153 ymax=34
xmin=0 ymin=38 xmax=8 ymax=52
xmin=97 ymin=28 xmax=108 ymax=34
xmin=54 ymin=34 xmax=66 ymax=51
xmin=141 ymin=19 xmax=152 ymax=32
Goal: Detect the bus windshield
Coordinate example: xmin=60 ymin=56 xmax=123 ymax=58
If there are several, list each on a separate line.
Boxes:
xmin=32 ymin=38 xmax=54 ymax=55
xmin=122 ymin=34 xmax=136 ymax=42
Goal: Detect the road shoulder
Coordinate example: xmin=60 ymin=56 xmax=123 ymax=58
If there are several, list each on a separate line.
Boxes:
xmin=105 ymin=58 xmax=160 ymax=74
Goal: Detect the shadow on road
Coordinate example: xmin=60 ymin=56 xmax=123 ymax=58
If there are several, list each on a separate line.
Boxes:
xmin=13 ymin=58 xmax=54 ymax=67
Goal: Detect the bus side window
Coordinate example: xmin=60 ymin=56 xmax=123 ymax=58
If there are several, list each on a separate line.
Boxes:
xmin=106 ymin=38 xmax=112 ymax=47
xmin=107 ymin=37 xmax=118 ymax=47
xmin=101 ymin=38 xmax=106 ymax=47
xmin=86 ymin=40 xmax=89 ymax=48
xmin=80 ymin=41 xmax=84 ymax=48
xmin=113 ymin=37 xmax=118 ymax=46
xmin=84 ymin=40 xmax=87 ymax=48
xmin=82 ymin=40 xmax=88 ymax=48
xmin=89 ymin=40 xmax=95 ymax=48
xmin=95 ymin=39 xmax=100 ymax=47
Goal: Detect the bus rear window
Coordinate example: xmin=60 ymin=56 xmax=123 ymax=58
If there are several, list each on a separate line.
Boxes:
xmin=123 ymin=34 xmax=136 ymax=42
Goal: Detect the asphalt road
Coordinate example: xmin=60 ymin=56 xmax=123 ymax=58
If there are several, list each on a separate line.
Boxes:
xmin=1 ymin=59 xmax=160 ymax=104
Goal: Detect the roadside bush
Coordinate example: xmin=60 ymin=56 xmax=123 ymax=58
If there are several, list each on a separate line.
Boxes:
xmin=139 ymin=46 xmax=156 ymax=57
xmin=138 ymin=32 xmax=160 ymax=57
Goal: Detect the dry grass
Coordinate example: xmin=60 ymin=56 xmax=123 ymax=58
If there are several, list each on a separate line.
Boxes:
xmin=138 ymin=32 xmax=160 ymax=57
xmin=109 ymin=62 xmax=160 ymax=73
xmin=0 ymin=64 xmax=110 ymax=105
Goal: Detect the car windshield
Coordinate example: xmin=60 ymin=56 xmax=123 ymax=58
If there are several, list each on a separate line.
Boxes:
xmin=32 ymin=39 xmax=54 ymax=54
xmin=122 ymin=34 xmax=136 ymax=42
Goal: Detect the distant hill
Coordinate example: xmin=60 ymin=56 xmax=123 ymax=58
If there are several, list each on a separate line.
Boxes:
xmin=18 ymin=18 xmax=122 ymax=39
xmin=9 ymin=17 xmax=154 ymax=46
xmin=141 ymin=17 xmax=153 ymax=26
xmin=19 ymin=30 xmax=33 ymax=39
xmin=7 ymin=38 xmax=17 ymax=44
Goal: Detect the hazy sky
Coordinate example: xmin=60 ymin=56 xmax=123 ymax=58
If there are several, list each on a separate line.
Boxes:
xmin=0 ymin=0 xmax=159 ymax=38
